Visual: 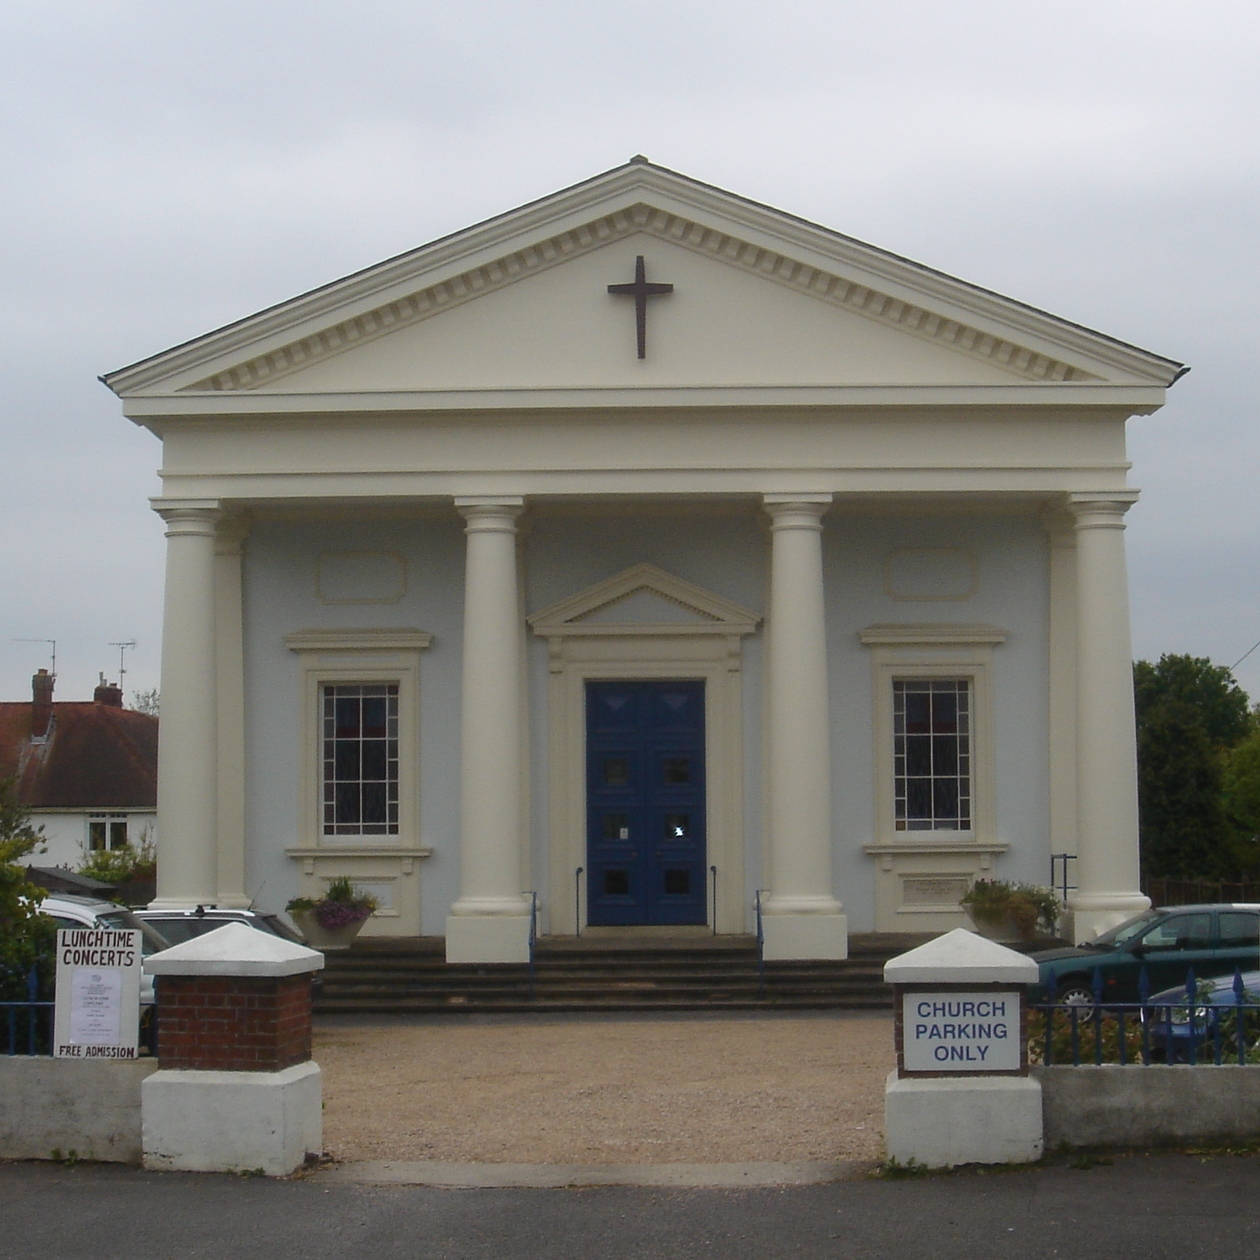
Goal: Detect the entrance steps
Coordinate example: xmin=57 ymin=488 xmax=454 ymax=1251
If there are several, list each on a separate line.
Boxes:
xmin=313 ymin=931 xmax=934 ymax=1015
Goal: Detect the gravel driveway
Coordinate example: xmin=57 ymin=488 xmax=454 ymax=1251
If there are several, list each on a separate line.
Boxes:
xmin=315 ymin=1012 xmax=892 ymax=1166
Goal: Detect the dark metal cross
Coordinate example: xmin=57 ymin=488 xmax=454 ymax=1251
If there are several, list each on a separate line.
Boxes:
xmin=607 ymin=255 xmax=674 ymax=359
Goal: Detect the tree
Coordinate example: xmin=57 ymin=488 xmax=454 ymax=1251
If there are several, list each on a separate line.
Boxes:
xmin=1134 ymin=654 xmax=1254 ymax=880
xmin=0 ymin=776 xmax=56 ymax=1001
xmin=131 ymin=688 xmax=159 ymax=716
xmin=1223 ymin=727 xmax=1260 ymax=875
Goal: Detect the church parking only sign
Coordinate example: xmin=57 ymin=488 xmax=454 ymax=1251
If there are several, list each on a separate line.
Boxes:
xmin=901 ymin=990 xmax=1022 ymax=1073
xmin=53 ymin=927 xmax=143 ymax=1060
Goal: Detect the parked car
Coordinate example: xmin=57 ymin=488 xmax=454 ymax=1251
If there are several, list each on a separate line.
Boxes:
xmin=39 ymin=894 xmax=173 ymax=1007
xmin=132 ymin=906 xmax=306 ymax=947
xmin=1029 ymin=904 xmax=1260 ymax=1008
xmin=1145 ymin=969 xmax=1260 ymax=1061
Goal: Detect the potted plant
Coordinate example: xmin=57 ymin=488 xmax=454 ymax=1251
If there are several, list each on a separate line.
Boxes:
xmin=960 ymin=879 xmax=1059 ymax=943
xmin=286 ymin=876 xmax=377 ymax=950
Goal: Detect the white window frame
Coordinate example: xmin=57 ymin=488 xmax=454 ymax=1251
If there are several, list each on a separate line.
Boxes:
xmin=87 ymin=814 xmax=129 ymax=851
xmin=860 ymin=624 xmax=1006 ymax=849
xmin=283 ymin=629 xmax=431 ymax=850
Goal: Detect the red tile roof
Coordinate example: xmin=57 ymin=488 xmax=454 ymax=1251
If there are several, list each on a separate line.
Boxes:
xmin=0 ymin=701 xmax=158 ymax=809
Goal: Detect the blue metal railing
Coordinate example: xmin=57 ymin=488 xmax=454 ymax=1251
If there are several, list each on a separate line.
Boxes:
xmin=1034 ymin=965 xmax=1260 ymax=1067
xmin=754 ymin=889 xmax=768 ymax=999
xmin=2 ymin=966 xmax=53 ymax=1056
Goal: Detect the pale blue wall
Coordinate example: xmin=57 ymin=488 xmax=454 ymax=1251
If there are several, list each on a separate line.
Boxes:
xmin=239 ymin=506 xmax=1050 ymax=935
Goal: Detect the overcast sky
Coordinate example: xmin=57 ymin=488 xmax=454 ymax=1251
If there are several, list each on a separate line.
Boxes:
xmin=2 ymin=0 xmax=1257 ymax=704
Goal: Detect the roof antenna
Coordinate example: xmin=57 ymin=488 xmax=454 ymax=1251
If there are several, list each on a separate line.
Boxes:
xmin=14 ymin=638 xmax=56 ymax=679
xmin=109 ymin=640 xmax=136 ymax=690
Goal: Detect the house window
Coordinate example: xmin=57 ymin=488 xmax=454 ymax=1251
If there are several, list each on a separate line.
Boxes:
xmin=893 ymin=679 xmax=971 ymax=831
xmin=88 ymin=815 xmax=128 ymax=851
xmin=322 ymin=683 xmax=399 ymax=837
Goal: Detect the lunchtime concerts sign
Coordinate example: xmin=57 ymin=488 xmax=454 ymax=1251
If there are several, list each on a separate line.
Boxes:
xmin=53 ymin=928 xmax=143 ymax=1060
xmin=901 ymin=990 xmax=1021 ymax=1073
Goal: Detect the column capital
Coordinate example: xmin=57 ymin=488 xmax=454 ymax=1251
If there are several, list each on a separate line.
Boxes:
xmin=455 ymin=497 xmax=525 ymax=530
xmin=1064 ymin=491 xmax=1140 ymax=529
xmin=151 ymin=498 xmax=222 ymax=536
xmin=763 ymin=493 xmax=832 ymax=529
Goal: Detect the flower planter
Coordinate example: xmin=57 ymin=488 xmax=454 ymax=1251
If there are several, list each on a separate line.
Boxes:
xmin=289 ymin=908 xmax=371 ymax=951
xmin=964 ymin=908 xmax=1035 ymax=944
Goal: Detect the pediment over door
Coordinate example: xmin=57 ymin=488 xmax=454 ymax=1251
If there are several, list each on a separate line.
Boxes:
xmin=528 ymin=564 xmax=761 ymax=639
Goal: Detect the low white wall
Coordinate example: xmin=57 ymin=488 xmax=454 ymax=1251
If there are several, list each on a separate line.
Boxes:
xmin=0 ymin=1057 xmax=157 ymax=1162
xmin=1037 ymin=1065 xmax=1260 ymax=1149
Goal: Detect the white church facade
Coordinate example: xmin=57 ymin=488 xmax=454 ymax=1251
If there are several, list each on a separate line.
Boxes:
xmin=104 ymin=159 xmax=1184 ymax=962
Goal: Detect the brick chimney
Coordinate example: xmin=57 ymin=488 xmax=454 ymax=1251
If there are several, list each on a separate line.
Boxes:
xmin=31 ymin=669 xmax=54 ymax=738
xmin=94 ymin=677 xmax=124 ymax=707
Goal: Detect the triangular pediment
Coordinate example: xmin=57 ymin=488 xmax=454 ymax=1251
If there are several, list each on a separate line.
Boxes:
xmin=529 ymin=564 xmax=760 ymax=638
xmin=104 ymin=161 xmax=1183 ymax=405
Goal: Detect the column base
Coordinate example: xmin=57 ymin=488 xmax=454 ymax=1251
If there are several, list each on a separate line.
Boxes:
xmin=761 ymin=912 xmax=848 ymax=961
xmin=885 ymin=1071 xmax=1043 ymax=1169
xmin=141 ymin=1061 xmax=322 ymax=1176
xmin=445 ymin=914 xmax=532 ymax=964
xmin=1068 ymin=892 xmax=1151 ymax=944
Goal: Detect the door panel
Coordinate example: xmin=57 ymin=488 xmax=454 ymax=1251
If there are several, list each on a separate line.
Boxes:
xmin=586 ymin=680 xmax=706 ymax=926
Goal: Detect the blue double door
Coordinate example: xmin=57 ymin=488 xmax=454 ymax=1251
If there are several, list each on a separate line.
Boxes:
xmin=586 ymin=680 xmax=707 ymax=926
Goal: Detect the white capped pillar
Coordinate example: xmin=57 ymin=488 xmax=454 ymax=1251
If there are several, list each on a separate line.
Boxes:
xmin=761 ymin=494 xmax=847 ymax=960
xmin=151 ymin=501 xmax=221 ymax=909
xmin=446 ymin=497 xmax=532 ymax=963
xmin=1065 ymin=491 xmax=1149 ymax=942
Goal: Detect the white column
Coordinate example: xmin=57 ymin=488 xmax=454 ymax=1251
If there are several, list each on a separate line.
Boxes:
xmin=1065 ymin=492 xmax=1149 ymax=942
xmin=761 ymin=494 xmax=847 ymax=960
xmin=446 ymin=497 xmax=532 ymax=963
xmin=151 ymin=502 xmax=221 ymax=909
xmin=215 ymin=518 xmax=250 ymax=908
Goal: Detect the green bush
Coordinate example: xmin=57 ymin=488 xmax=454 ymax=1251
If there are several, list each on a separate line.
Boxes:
xmin=78 ymin=826 xmax=157 ymax=885
xmin=960 ymin=879 xmax=1059 ymax=938
xmin=0 ymin=776 xmax=56 ymax=1001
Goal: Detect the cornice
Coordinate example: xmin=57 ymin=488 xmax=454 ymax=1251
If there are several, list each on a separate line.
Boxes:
xmin=103 ymin=163 xmax=1183 ymax=399
xmin=858 ymin=623 xmax=1009 ymax=646
xmin=284 ymin=628 xmax=433 ymax=652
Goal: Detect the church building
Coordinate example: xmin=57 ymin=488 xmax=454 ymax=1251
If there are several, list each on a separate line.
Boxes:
xmin=103 ymin=159 xmax=1184 ymax=962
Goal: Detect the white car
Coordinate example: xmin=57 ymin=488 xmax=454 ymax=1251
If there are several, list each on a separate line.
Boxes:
xmin=39 ymin=894 xmax=172 ymax=1008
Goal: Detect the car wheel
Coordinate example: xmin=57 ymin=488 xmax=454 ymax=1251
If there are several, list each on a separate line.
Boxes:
xmin=1056 ymin=983 xmax=1096 ymax=1013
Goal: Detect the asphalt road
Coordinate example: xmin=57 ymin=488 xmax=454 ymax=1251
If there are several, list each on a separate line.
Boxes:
xmin=2 ymin=1153 xmax=1259 ymax=1260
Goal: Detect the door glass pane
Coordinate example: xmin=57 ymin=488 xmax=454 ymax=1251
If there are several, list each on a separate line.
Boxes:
xmin=603 ymin=757 xmax=630 ymax=787
xmin=663 ymin=870 xmax=690 ymax=895
xmin=602 ymin=814 xmax=631 ymax=841
xmin=604 ymin=870 xmax=630 ymax=896
xmin=664 ymin=813 xmax=690 ymax=840
xmin=663 ymin=758 xmax=691 ymax=784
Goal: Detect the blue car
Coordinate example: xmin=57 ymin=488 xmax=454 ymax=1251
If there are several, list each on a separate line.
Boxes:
xmin=1145 ymin=969 xmax=1260 ymax=1062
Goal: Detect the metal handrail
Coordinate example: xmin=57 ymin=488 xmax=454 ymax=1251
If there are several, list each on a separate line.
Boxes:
xmin=574 ymin=867 xmax=584 ymax=937
xmin=526 ymin=890 xmax=538 ymax=1000
xmin=754 ymin=889 xmax=768 ymax=998
xmin=1050 ymin=853 xmax=1077 ymax=904
xmin=710 ymin=865 xmax=718 ymax=935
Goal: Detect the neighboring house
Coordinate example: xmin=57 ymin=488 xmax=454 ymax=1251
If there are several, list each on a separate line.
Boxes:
xmin=0 ymin=669 xmax=158 ymax=869
xmin=101 ymin=159 xmax=1184 ymax=960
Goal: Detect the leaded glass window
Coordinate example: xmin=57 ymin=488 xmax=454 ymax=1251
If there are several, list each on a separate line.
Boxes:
xmin=322 ymin=683 xmax=399 ymax=836
xmin=893 ymin=679 xmax=971 ymax=831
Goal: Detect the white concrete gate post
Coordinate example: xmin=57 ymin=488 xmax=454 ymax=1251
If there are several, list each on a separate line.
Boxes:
xmin=884 ymin=929 xmax=1043 ymax=1168
xmin=1065 ymin=492 xmax=1150 ymax=943
xmin=446 ymin=497 xmax=533 ymax=964
xmin=760 ymin=493 xmax=847 ymax=961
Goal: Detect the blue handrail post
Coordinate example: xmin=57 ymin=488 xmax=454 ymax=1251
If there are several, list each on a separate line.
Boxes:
xmin=1091 ymin=967 xmax=1105 ymax=1065
xmin=1185 ymin=968 xmax=1198 ymax=1063
xmin=1139 ymin=967 xmax=1152 ymax=1064
xmin=1045 ymin=972 xmax=1058 ymax=1066
xmin=1235 ymin=967 xmax=1248 ymax=1066
xmin=754 ymin=890 xmax=767 ymax=1000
